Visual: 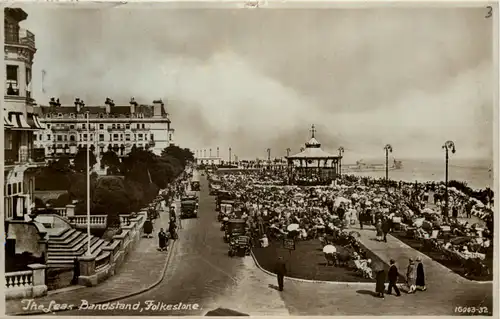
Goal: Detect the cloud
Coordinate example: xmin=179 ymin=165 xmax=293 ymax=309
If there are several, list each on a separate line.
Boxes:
xmin=20 ymin=5 xmax=494 ymax=162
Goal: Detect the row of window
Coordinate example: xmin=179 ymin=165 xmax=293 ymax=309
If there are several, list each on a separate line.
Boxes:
xmin=35 ymin=133 xmax=154 ymax=142
xmin=46 ymin=113 xmax=148 ymax=119
xmin=39 ymin=144 xmax=148 ymax=151
xmin=47 ymin=123 xmax=148 ymax=130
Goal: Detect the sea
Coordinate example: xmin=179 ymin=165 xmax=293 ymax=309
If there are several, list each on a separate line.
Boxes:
xmin=344 ymin=158 xmax=493 ymax=190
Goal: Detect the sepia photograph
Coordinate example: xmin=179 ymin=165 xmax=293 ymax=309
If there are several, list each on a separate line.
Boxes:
xmin=2 ymin=1 xmax=497 ymax=316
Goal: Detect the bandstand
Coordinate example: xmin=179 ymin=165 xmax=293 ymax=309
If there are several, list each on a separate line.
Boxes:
xmin=286 ymin=125 xmax=342 ymax=186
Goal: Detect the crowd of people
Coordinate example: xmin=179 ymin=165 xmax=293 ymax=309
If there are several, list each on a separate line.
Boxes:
xmin=140 ymin=167 xmax=194 ymax=252
xmin=210 ymin=169 xmax=494 ymax=288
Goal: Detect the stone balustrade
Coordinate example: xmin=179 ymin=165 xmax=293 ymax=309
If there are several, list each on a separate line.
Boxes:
xmin=119 ymin=214 xmax=131 ymax=226
xmin=5 ymin=264 xmax=47 ymax=300
xmin=68 ymin=215 xmax=107 ymax=229
xmin=53 ymin=207 xmax=67 ymax=217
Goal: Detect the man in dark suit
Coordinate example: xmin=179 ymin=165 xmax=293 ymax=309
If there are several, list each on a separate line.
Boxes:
xmin=387 ymin=259 xmax=401 ymax=296
xmin=382 ymin=218 xmax=392 ymax=243
xmin=275 ymin=256 xmax=287 ymax=291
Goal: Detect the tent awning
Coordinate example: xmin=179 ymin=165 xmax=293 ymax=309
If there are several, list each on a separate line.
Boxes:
xmin=8 ymin=112 xmax=35 ymax=130
xmin=287 ymin=147 xmax=339 ymax=159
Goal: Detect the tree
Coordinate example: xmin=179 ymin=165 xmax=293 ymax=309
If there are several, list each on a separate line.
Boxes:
xmin=101 ymin=151 xmax=121 ymax=175
xmin=93 ymin=177 xmax=131 ymax=227
xmin=73 ymin=148 xmax=97 ymax=173
xmin=161 ymin=145 xmax=194 ymax=166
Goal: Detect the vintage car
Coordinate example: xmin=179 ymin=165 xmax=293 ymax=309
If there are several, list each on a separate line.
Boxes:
xmin=225 ymin=219 xmax=251 ymax=257
xmin=180 ymin=195 xmax=199 ymax=219
xmin=224 ymin=219 xmax=246 ymax=243
xmin=218 ymin=200 xmax=235 ymax=221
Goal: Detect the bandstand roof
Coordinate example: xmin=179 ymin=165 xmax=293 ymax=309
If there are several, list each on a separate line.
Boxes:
xmin=286 ymin=125 xmax=339 ymax=159
xmin=287 ymin=146 xmax=337 ymax=159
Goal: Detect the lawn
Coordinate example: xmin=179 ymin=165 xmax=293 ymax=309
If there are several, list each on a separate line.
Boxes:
xmin=252 ymin=238 xmax=405 ymax=282
xmin=391 ymin=231 xmax=493 ymax=282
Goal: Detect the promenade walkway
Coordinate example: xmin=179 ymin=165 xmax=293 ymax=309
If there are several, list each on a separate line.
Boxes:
xmin=5 ymin=202 xmax=177 ymax=316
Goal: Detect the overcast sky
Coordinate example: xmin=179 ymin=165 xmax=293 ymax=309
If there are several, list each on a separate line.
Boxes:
xmin=18 ymin=4 xmax=495 ymax=162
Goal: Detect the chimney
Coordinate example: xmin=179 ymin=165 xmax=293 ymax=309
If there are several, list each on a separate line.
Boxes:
xmin=105 ymin=97 xmax=113 ymax=114
xmin=152 ymin=99 xmax=163 ymax=118
xmin=74 ymin=98 xmax=81 ymax=113
xmin=129 ymin=97 xmax=137 ymax=114
xmin=49 ymin=97 xmax=56 ymax=107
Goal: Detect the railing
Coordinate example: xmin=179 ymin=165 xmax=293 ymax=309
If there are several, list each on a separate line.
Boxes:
xmin=5 ymin=28 xmax=36 ymax=50
xmin=51 ymin=125 xmax=69 ymax=131
xmin=53 ymin=207 xmax=67 ymax=217
xmin=4 ymin=148 xmax=46 ymax=165
xmin=5 ymin=270 xmax=33 ymax=289
xmin=68 ymin=215 xmax=107 ymax=228
xmin=120 ymin=215 xmax=131 ymax=226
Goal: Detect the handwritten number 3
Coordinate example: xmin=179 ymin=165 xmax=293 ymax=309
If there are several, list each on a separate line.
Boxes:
xmin=486 ymin=6 xmax=492 ymax=18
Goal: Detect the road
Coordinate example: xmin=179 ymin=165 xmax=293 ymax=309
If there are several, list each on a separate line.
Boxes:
xmin=62 ymin=175 xmax=251 ymax=316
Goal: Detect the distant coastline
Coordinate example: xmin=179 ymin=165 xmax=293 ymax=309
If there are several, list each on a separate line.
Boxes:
xmin=342 ymin=158 xmax=493 ymax=190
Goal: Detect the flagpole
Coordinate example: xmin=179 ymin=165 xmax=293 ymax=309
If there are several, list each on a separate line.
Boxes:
xmin=86 ymin=111 xmax=91 ymax=256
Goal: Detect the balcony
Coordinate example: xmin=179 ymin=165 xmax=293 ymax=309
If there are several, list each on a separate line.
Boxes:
xmin=4 ymin=148 xmax=46 ymax=166
xmin=51 ymin=125 xmax=69 ymax=131
xmin=5 ymin=28 xmax=36 ymax=51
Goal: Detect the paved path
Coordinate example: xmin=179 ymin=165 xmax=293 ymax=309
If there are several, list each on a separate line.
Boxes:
xmin=5 ymin=201 xmax=176 ymax=315
xmin=56 ymin=175 xmax=288 ymax=316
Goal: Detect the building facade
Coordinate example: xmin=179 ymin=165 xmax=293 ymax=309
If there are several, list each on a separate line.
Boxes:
xmin=4 ymin=8 xmax=46 ymax=221
xmin=33 ymin=97 xmax=175 ymax=162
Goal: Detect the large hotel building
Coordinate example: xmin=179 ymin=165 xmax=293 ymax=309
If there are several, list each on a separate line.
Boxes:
xmin=33 ymin=97 xmax=175 ymax=160
xmin=4 ymin=8 xmax=45 ymax=220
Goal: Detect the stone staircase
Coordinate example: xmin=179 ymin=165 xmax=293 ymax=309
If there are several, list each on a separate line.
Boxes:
xmin=47 ymin=228 xmax=110 ymax=268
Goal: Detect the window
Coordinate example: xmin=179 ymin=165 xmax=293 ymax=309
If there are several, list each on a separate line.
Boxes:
xmin=47 ymin=134 xmax=51 ymax=140
xmin=120 ymin=134 xmax=123 ymax=141
xmin=99 ymin=134 xmax=104 ymax=142
xmin=47 ymin=124 xmax=51 ymax=129
xmin=126 ymin=124 xmax=130 ymax=129
xmin=34 ymin=135 xmax=37 ymax=141
xmin=136 ymin=124 xmax=140 ymax=129
xmin=150 ymin=134 xmax=154 ymax=140
xmin=7 ymin=184 xmax=12 ymax=196
xmin=58 ymin=113 xmax=63 ymax=118
xmin=99 ymin=124 xmax=104 ymax=130
xmin=142 ymin=124 xmax=145 ymax=129
xmin=64 ymin=135 xmax=68 ymax=141
xmin=70 ymin=124 xmax=75 ymax=129
xmin=125 ymin=134 xmax=131 ymax=141
xmin=47 ymin=114 xmax=51 ymax=118
xmin=90 ymin=134 xmax=93 ymax=141
xmin=83 ymin=134 xmax=87 ymax=141
xmin=57 ymin=135 xmax=62 ymax=141
xmin=138 ymin=134 xmax=143 ymax=141
xmin=99 ymin=114 xmax=104 ymax=118
xmin=13 ymin=183 xmax=17 ymax=194
xmin=6 ymin=65 xmax=19 ymax=96
xmin=85 ymin=113 xmax=89 ymax=118
xmin=117 ymin=124 xmax=121 ymax=129
xmin=70 ymin=135 xmax=76 ymax=141
xmin=112 ymin=124 xmax=116 ymax=129
xmin=82 ymin=124 xmax=86 ymax=129
xmin=112 ymin=134 xmax=118 ymax=141
xmin=70 ymin=113 xmax=75 ymax=118
xmin=169 ymin=134 xmax=172 ymax=141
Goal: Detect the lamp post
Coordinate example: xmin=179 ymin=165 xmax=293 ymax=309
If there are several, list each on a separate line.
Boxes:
xmin=286 ymin=148 xmax=291 ymax=157
xmin=210 ymin=148 xmax=212 ymax=157
xmin=442 ymin=140 xmax=456 ymax=219
xmin=267 ymin=148 xmax=271 ymax=170
xmin=86 ymin=111 xmax=91 ymax=256
xmin=384 ymin=144 xmax=393 ymax=181
xmin=338 ymin=146 xmax=344 ymax=176
xmin=229 ymin=147 xmax=232 ymax=165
